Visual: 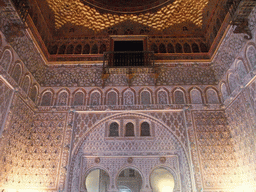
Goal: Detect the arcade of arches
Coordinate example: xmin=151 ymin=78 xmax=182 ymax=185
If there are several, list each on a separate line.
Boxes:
xmin=0 ymin=0 xmax=256 ymax=192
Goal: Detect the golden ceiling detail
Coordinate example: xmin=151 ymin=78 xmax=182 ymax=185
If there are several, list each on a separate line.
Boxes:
xmin=80 ymin=0 xmax=175 ymax=14
xmin=46 ymin=0 xmax=209 ymax=32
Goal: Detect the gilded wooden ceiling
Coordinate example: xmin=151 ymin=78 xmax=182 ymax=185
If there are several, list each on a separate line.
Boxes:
xmin=45 ymin=0 xmax=209 ymax=32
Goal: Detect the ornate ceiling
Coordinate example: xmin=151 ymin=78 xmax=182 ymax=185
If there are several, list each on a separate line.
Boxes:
xmin=22 ymin=0 xmax=233 ymax=61
xmin=81 ymin=0 xmax=175 ymax=14
xmin=45 ymin=0 xmax=209 ymax=32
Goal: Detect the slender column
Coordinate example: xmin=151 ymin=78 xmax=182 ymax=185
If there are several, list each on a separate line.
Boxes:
xmin=107 ymin=189 xmax=118 ymax=192
xmin=140 ymin=188 xmax=153 ymax=192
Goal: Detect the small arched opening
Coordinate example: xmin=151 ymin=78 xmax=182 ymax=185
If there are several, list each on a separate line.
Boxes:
xmin=85 ymin=169 xmax=110 ymax=192
xmin=117 ymin=168 xmax=142 ymax=192
xmin=150 ymin=167 xmax=175 ymax=192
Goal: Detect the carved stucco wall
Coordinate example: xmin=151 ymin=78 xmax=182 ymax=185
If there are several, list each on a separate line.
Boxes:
xmin=0 ymin=2 xmax=256 ymax=192
xmin=191 ymin=111 xmax=238 ymax=191
xmin=0 ymin=78 xmax=13 ymax=133
xmin=225 ymin=83 xmax=256 ymax=190
xmin=68 ymin=111 xmax=193 ymax=192
xmin=0 ymin=95 xmax=34 ymax=189
xmin=212 ymin=6 xmax=256 ymax=81
xmin=0 ymin=93 xmax=70 ymax=191
xmin=216 ymin=20 xmax=256 ymax=190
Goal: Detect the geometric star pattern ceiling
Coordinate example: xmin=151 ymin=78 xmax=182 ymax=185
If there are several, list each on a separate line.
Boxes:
xmin=46 ymin=0 xmax=209 ymax=32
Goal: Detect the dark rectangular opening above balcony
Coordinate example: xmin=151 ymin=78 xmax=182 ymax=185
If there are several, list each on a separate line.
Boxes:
xmin=103 ymin=51 xmax=154 ymax=68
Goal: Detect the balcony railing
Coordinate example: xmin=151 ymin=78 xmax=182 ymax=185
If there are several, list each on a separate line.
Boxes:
xmin=103 ymin=51 xmax=154 ymax=68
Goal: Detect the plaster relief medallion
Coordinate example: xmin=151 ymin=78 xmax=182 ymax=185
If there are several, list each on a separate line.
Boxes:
xmin=95 ymin=157 xmax=100 ymax=164
xmin=159 ymin=157 xmax=166 ymax=163
xmin=127 ymin=157 xmax=133 ymax=164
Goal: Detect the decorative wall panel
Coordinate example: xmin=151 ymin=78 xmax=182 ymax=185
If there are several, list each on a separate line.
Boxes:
xmin=0 ymin=49 xmax=12 ymax=71
xmin=69 ymin=112 xmax=192 ymax=192
xmin=11 ymin=63 xmax=22 ymax=84
xmin=0 ymin=95 xmax=68 ymax=191
xmin=0 ymin=78 xmax=13 ymax=132
xmin=213 ymin=31 xmax=247 ymax=80
xmin=192 ymin=111 xmax=238 ymax=190
xmin=0 ymin=95 xmax=34 ymax=190
xmin=190 ymin=88 xmax=203 ymax=104
xmin=225 ymin=88 xmax=256 ymax=189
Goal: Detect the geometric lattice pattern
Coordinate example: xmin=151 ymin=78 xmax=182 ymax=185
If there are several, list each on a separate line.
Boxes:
xmin=145 ymin=111 xmax=187 ymax=146
xmin=47 ymin=0 xmax=209 ymax=31
xmin=226 ymin=90 xmax=256 ymax=189
xmin=69 ymin=112 xmax=192 ymax=192
xmin=0 ymin=96 xmax=67 ymax=190
xmin=0 ymin=79 xmax=13 ymax=132
xmin=0 ymin=96 xmax=35 ymax=189
xmin=193 ymin=111 xmax=239 ymax=189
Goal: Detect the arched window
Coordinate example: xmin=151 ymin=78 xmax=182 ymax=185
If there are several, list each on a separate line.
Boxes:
xmin=22 ymin=76 xmax=30 ymax=94
xmin=174 ymin=90 xmax=185 ymax=104
xmin=125 ymin=122 xmax=135 ymax=137
xmin=175 ymin=43 xmax=183 ymax=53
xmin=141 ymin=90 xmax=151 ymax=105
xmin=109 ymin=122 xmax=119 ymax=137
xmin=12 ymin=63 xmax=22 ymax=83
xmin=221 ymin=83 xmax=229 ymax=101
xmin=113 ymin=30 xmax=117 ymax=35
xmin=151 ymin=43 xmax=158 ymax=53
xmin=190 ymin=88 xmax=203 ymax=104
xmin=246 ymin=45 xmax=256 ymax=68
xmin=184 ymin=43 xmax=191 ymax=53
xmin=66 ymin=45 xmax=74 ymax=54
xmin=83 ymin=44 xmax=90 ymax=54
xmin=0 ymin=49 xmax=12 ymax=71
xmin=30 ymin=85 xmax=38 ymax=103
xmin=117 ymin=168 xmax=142 ymax=191
xmin=236 ymin=60 xmax=247 ymax=81
xmin=150 ymin=168 xmax=175 ymax=192
xmin=99 ymin=44 xmax=106 ymax=54
xmin=85 ymin=169 xmax=110 ymax=192
xmin=192 ymin=43 xmax=200 ymax=53
xmin=159 ymin=43 xmax=166 ymax=53
xmin=90 ymin=91 xmax=101 ymax=105
xmin=123 ymin=90 xmax=134 ymax=105
xmin=91 ymin=44 xmax=98 ymax=54
xmin=107 ymin=91 xmax=117 ymax=105
xmin=58 ymin=44 xmax=66 ymax=54
xmin=167 ymin=43 xmax=175 ymax=53
xmin=74 ymin=44 xmax=82 ymax=54
xmin=200 ymin=43 xmax=208 ymax=52
xmin=158 ymin=90 xmax=168 ymax=104
xmin=57 ymin=91 xmax=69 ymax=106
xmin=49 ymin=45 xmax=58 ymax=54
xmin=228 ymin=73 xmax=238 ymax=93
xmin=141 ymin=122 xmax=150 ymax=136
xmin=41 ymin=92 xmax=53 ymax=106
xmin=73 ymin=91 xmax=84 ymax=106
xmin=206 ymin=88 xmax=219 ymax=104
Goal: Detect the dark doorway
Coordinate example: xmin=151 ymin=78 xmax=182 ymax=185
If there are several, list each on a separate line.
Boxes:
xmin=114 ymin=41 xmax=143 ymax=52
xmin=113 ymin=41 xmax=144 ymax=67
